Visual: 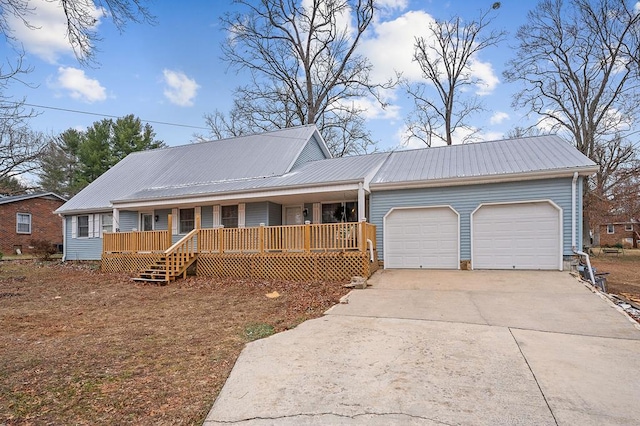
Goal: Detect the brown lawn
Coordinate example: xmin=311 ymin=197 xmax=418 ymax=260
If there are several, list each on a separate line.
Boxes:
xmin=0 ymin=260 xmax=350 ymax=425
xmin=590 ymin=248 xmax=640 ymax=304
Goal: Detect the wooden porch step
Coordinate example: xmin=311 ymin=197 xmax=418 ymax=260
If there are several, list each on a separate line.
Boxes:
xmin=131 ymin=277 xmax=171 ymax=283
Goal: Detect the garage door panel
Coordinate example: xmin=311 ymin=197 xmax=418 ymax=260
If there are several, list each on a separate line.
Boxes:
xmin=472 ymin=202 xmax=560 ymax=270
xmin=385 ymin=207 xmax=458 ymax=269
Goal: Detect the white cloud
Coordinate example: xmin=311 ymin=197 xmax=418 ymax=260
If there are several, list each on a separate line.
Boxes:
xmin=7 ymin=0 xmax=103 ymax=63
xmin=361 ymin=10 xmax=501 ymax=95
xmin=162 ymin=70 xmax=199 ymax=107
xmin=55 ymin=67 xmax=107 ymax=103
xmin=490 ymin=111 xmax=509 ymax=125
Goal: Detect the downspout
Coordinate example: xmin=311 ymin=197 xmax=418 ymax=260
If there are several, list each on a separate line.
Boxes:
xmin=59 ymin=214 xmax=66 ymax=262
xmin=366 ymin=239 xmax=374 ymax=262
xmin=571 ymin=172 xmax=578 ymax=251
xmin=571 ymin=172 xmax=596 ymax=285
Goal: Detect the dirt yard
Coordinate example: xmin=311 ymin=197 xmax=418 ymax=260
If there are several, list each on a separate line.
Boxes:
xmin=0 ymin=261 xmax=350 ymax=425
xmin=590 ymin=249 xmax=640 ymax=304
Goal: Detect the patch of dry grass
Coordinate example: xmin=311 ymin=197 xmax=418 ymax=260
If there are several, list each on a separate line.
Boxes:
xmin=0 ymin=260 xmax=350 ymax=425
xmin=590 ymin=249 xmax=640 ymax=303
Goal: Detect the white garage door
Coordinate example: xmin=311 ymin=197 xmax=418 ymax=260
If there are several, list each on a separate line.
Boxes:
xmin=385 ymin=207 xmax=459 ymax=269
xmin=472 ymin=202 xmax=561 ymax=270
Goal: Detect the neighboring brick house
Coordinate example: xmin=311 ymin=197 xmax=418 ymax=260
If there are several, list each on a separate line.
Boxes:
xmin=598 ymin=220 xmax=640 ymax=248
xmin=0 ymin=192 xmax=66 ymax=255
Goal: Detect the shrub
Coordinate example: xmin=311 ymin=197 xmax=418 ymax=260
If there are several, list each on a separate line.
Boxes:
xmin=30 ymin=239 xmax=57 ymax=261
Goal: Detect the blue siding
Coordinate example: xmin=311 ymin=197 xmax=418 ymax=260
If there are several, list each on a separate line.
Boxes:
xmin=155 ymin=209 xmax=171 ymax=230
xmin=119 ymin=210 xmax=138 ymax=231
xmin=246 ymin=202 xmax=268 ymax=227
xmin=267 ymin=202 xmax=282 ymax=226
xmin=291 ymin=135 xmax=328 ymax=169
xmin=371 ymin=178 xmax=577 ymax=261
xmin=201 ymin=206 xmax=213 ymax=228
xmin=64 ymin=215 xmax=103 ymax=260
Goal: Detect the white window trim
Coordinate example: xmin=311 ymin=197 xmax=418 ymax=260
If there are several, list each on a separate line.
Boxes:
xmin=625 ymin=224 xmax=633 ymax=231
xmin=16 ymin=212 xmax=32 ymax=234
xmin=100 ymin=213 xmax=114 ymax=237
xmin=74 ymin=214 xmax=91 ymax=239
xmin=607 ymin=224 xmax=615 ymax=234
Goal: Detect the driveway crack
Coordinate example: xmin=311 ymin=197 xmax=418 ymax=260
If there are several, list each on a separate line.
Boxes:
xmin=508 ymin=327 xmax=559 ymax=426
xmin=206 ymin=411 xmax=455 ymax=424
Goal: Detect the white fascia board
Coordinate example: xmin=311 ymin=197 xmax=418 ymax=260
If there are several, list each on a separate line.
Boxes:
xmin=54 ymin=207 xmax=113 ymax=216
xmin=111 ymin=182 xmax=361 ymax=210
xmin=370 ymin=166 xmax=600 ymax=191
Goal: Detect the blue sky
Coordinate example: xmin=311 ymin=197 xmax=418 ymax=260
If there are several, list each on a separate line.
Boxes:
xmin=3 ymin=0 xmax=537 ymax=154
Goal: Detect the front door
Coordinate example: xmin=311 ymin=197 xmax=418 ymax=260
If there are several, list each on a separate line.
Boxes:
xmin=141 ymin=213 xmax=154 ymax=231
xmin=285 ymin=206 xmax=303 ymax=225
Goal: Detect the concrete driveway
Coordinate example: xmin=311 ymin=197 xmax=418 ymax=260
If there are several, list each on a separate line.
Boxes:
xmin=204 ymin=270 xmax=640 ymax=425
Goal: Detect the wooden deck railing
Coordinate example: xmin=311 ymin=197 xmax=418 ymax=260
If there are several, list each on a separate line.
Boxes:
xmin=164 ymin=228 xmax=198 ymax=279
xmin=103 ymin=230 xmax=169 ymax=253
xmin=104 ymin=222 xmax=376 ymax=255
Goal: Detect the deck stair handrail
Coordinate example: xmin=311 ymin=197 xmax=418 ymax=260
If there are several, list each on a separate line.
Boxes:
xmin=162 ymin=228 xmax=199 ymax=280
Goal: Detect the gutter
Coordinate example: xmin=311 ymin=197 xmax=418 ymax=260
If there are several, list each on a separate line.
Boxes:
xmin=370 ymin=166 xmax=600 ymax=191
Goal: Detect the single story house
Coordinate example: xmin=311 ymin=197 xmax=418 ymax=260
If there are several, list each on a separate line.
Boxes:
xmin=597 ymin=220 xmax=639 ymax=248
xmin=55 ymin=125 xmax=597 ymax=281
xmin=0 ymin=192 xmax=66 ymax=255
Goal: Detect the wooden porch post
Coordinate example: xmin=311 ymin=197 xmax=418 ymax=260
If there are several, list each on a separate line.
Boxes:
xmin=167 ymin=214 xmax=173 ymax=248
xmin=259 ymin=223 xmax=265 ymax=254
xmin=304 ymin=221 xmax=311 ymax=252
xmin=359 ymin=220 xmax=366 ymax=253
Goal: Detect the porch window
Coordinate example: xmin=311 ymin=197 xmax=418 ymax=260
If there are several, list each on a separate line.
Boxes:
xmin=625 ymin=224 xmax=633 ymax=231
xmin=77 ymin=215 xmax=89 ymax=238
xmin=180 ymin=208 xmax=195 ymax=233
xmin=101 ymin=213 xmax=113 ymax=235
xmin=322 ymin=202 xmax=357 ymax=223
xmin=607 ymin=224 xmax=615 ymax=234
xmin=221 ymin=205 xmax=238 ymax=228
xmin=16 ymin=213 xmax=31 ymax=234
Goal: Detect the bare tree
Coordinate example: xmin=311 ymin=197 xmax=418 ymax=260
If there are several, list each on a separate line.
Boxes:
xmin=504 ymin=0 xmax=640 ymax=240
xmin=208 ymin=0 xmax=392 ymax=156
xmin=1 ymin=0 xmax=154 ymax=65
xmin=0 ymin=105 xmax=47 ymax=181
xmin=404 ymin=2 xmax=506 ymax=146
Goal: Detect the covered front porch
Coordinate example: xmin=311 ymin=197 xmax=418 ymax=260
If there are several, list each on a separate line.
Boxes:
xmin=102 ymin=216 xmax=378 ymax=282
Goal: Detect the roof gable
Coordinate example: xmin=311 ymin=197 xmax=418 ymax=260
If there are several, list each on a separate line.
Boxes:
xmin=57 ymin=125 xmax=322 ymax=213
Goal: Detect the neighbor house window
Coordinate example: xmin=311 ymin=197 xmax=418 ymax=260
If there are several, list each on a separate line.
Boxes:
xmin=624 ymin=238 xmax=633 ymax=245
xmin=625 ymin=224 xmax=633 ymax=231
xmin=77 ymin=215 xmax=89 ymax=238
xmin=321 ymin=202 xmax=357 ymax=223
xmin=16 ymin=213 xmax=31 ymax=234
xmin=180 ymin=208 xmax=194 ymax=233
xmin=221 ymin=205 xmax=238 ymax=228
xmin=101 ymin=213 xmax=113 ymax=235
xmin=606 ymin=224 xmax=615 ymax=234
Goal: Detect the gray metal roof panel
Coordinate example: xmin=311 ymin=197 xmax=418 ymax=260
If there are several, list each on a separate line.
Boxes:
xmin=116 ymin=152 xmax=390 ymax=202
xmin=56 ymin=126 xmax=318 ymax=212
xmin=372 ymin=135 xmax=597 ymax=184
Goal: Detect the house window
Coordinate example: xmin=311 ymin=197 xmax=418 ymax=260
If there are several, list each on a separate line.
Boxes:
xmin=321 ymin=202 xmax=357 ymax=223
xmin=606 ymin=224 xmax=615 ymax=234
xmin=101 ymin=213 xmax=113 ymax=234
xmin=625 ymin=224 xmax=633 ymax=231
xmin=180 ymin=208 xmax=195 ymax=233
xmin=221 ymin=205 xmax=238 ymax=228
xmin=16 ymin=213 xmax=31 ymax=234
xmin=77 ymin=215 xmax=89 ymax=238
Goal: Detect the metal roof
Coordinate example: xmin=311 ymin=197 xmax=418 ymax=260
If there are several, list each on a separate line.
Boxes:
xmin=56 ymin=131 xmax=599 ymax=214
xmin=56 ymin=126 xmax=322 ymax=213
xmin=0 ymin=192 xmax=66 ymax=205
xmin=371 ymin=135 xmax=598 ymax=185
xmin=116 ymin=152 xmax=391 ymax=202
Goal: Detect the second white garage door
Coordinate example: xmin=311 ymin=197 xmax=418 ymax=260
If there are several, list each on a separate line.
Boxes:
xmin=472 ymin=201 xmax=561 ymax=270
xmin=384 ymin=207 xmax=459 ymax=269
